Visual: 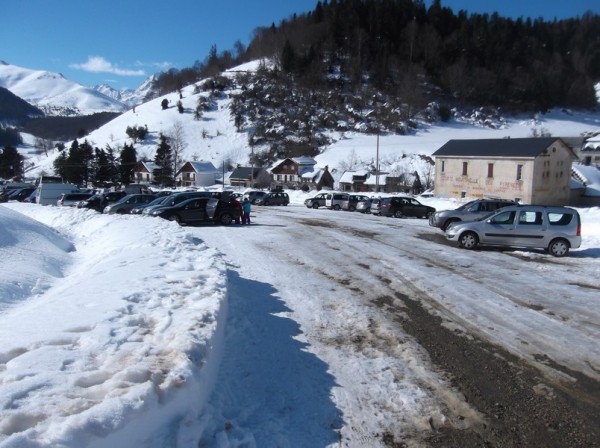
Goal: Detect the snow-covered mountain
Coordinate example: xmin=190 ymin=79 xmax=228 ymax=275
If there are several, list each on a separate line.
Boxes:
xmin=93 ymin=75 xmax=158 ymax=109
xmin=0 ymin=61 xmax=128 ymax=116
xmin=17 ymin=60 xmax=600 ymax=184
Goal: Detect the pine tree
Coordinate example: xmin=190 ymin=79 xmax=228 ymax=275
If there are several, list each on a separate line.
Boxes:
xmin=119 ymin=143 xmax=137 ymax=185
xmin=153 ymin=133 xmax=174 ymax=187
xmin=0 ymin=145 xmax=24 ymax=179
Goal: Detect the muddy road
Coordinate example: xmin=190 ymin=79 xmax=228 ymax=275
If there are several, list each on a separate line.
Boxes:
xmin=196 ymin=204 xmax=600 ymax=447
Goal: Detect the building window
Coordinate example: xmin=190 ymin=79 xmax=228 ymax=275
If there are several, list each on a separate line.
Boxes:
xmin=462 ymin=162 xmax=468 ymax=176
xmin=441 ymin=160 xmax=445 ymax=173
xmin=487 ymin=163 xmax=494 ymax=178
xmin=461 ymin=191 xmax=466 ymax=198
xmin=516 ymin=164 xmax=523 ymax=180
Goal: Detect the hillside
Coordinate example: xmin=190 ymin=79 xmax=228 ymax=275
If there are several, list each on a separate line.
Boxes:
xmin=0 ymin=86 xmax=43 ymax=124
xmin=19 ymin=61 xmax=600 ymax=187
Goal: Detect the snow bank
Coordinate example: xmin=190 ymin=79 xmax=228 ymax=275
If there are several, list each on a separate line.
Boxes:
xmin=0 ymin=204 xmax=228 ymax=447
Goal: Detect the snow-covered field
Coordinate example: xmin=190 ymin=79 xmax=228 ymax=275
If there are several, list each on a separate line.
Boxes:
xmin=1 ymin=195 xmax=598 ymax=447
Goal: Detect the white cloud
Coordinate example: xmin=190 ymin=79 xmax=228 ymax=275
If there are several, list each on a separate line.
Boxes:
xmin=70 ymin=56 xmax=145 ymax=76
xmin=134 ymin=60 xmax=173 ymax=70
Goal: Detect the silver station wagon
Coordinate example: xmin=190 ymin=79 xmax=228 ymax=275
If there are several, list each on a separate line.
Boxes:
xmin=445 ymin=205 xmax=582 ymax=257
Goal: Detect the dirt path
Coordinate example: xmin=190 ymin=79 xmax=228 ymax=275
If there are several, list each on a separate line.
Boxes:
xmin=196 ymin=205 xmax=600 ymax=447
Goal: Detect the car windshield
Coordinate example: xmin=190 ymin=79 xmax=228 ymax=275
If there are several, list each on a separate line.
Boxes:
xmin=456 ymin=200 xmax=478 ymax=211
xmin=476 ymin=211 xmax=496 ymax=221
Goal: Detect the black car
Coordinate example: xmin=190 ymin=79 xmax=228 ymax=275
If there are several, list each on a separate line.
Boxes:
xmin=78 ymin=191 xmax=127 ymax=212
xmin=8 ymin=187 xmax=37 ymax=202
xmin=255 ymin=192 xmax=289 ymax=206
xmin=150 ymin=197 xmax=240 ymax=225
xmin=378 ymin=196 xmax=435 ymax=218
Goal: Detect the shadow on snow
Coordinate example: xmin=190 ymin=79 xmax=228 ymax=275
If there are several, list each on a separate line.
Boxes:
xmin=198 ymin=270 xmax=343 ymax=447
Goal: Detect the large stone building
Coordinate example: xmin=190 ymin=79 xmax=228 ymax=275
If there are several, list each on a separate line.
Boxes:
xmin=432 ymin=138 xmax=577 ymax=205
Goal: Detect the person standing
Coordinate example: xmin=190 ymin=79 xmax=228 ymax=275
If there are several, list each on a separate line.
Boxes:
xmin=230 ymin=197 xmax=243 ymax=224
xmin=242 ymin=198 xmax=252 ymax=224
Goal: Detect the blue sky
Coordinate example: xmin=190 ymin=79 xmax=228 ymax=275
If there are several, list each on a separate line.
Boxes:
xmin=2 ymin=0 xmax=598 ymax=91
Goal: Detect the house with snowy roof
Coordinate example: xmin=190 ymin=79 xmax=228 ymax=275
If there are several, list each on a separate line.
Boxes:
xmin=432 ymin=137 xmax=577 ymax=205
xmin=175 ymin=161 xmax=219 ymax=187
xmin=580 ymin=134 xmax=600 ymax=166
xmin=228 ymin=166 xmax=271 ymax=188
xmin=133 ymin=161 xmax=159 ymax=185
xmin=299 ymin=165 xmax=335 ymax=190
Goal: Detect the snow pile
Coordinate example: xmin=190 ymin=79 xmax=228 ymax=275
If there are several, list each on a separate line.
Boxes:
xmin=0 ymin=205 xmax=227 ymax=447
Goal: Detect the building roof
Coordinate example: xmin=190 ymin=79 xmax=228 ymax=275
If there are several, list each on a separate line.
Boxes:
xmin=293 ymin=157 xmax=317 ymax=166
xmin=138 ymin=161 xmax=158 ymax=172
xmin=433 ymin=137 xmax=566 ymax=158
xmin=339 ymin=170 xmax=369 ymax=183
xmin=185 ymin=161 xmax=219 ymax=173
xmin=230 ymin=167 xmax=264 ymax=179
xmin=572 ymin=164 xmax=600 ymax=197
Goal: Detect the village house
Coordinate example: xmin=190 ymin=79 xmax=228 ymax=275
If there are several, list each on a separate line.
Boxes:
xmin=228 ymin=166 xmax=271 ymax=188
xmin=133 ymin=161 xmax=158 ymax=185
xmin=175 ymin=161 xmax=219 ymax=187
xmin=432 ymin=137 xmax=577 ymax=205
xmin=338 ymin=170 xmax=370 ymax=192
xmin=299 ymin=166 xmax=335 ymax=190
xmin=338 ymin=170 xmax=420 ymax=194
xmin=268 ymin=157 xmax=335 ymax=190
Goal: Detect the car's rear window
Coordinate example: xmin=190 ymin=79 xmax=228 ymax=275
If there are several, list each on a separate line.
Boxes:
xmin=548 ymin=212 xmax=574 ymax=226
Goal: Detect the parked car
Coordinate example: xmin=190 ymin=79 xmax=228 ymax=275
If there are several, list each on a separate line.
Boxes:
xmin=304 ymin=192 xmax=329 ymax=209
xmin=378 ymin=196 xmax=436 ymax=218
xmin=341 ymin=194 xmax=370 ymax=212
xmin=445 ymin=205 xmax=582 ymax=257
xmin=8 ymin=187 xmax=37 ymax=202
xmin=151 ymin=197 xmax=240 ymax=225
xmin=57 ymin=192 xmax=94 ymax=207
xmin=356 ymin=198 xmax=375 ymax=214
xmin=143 ymin=191 xmax=217 ymax=216
xmin=103 ymin=194 xmax=157 ymax=214
xmin=130 ymin=194 xmax=172 ymax=215
xmin=255 ymin=192 xmax=289 ymax=206
xmin=0 ymin=183 xmax=35 ymax=202
xmin=370 ymin=198 xmax=383 ymax=215
xmin=244 ymin=191 xmax=268 ymax=204
xmin=78 ymin=191 xmax=128 ymax=212
xmin=325 ymin=193 xmax=349 ymax=210
xmin=429 ymin=198 xmax=517 ymax=231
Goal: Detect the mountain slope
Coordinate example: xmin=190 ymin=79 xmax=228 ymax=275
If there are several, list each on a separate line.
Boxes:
xmin=18 ymin=61 xmax=600 ymax=183
xmin=0 ymin=86 xmax=44 ymax=124
xmin=0 ymin=61 xmax=127 ymax=116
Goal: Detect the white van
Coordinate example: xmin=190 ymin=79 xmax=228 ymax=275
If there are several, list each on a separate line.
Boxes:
xmin=36 ymin=183 xmax=79 ymax=205
xmin=325 ymin=192 xmax=349 ymax=210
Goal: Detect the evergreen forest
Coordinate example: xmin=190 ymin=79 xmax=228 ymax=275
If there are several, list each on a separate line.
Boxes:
xmin=155 ymin=0 xmax=600 ymax=113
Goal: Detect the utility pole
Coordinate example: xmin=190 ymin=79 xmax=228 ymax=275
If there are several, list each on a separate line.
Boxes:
xmin=250 ymin=142 xmax=254 ymax=187
xmin=375 ymin=133 xmax=380 ymax=192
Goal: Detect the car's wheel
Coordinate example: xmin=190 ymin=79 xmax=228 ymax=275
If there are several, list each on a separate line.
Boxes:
xmin=425 ymin=211 xmax=435 ymax=219
xmin=365 ymin=207 xmax=371 ymax=214
xmin=168 ymin=214 xmax=180 ymax=223
xmin=548 ymin=238 xmax=570 ymax=257
xmin=333 ymin=204 xmax=341 ymax=210
xmin=349 ymin=205 xmax=356 ymax=212
xmin=264 ymin=201 xmax=270 ymax=206
xmin=283 ymin=202 xmax=288 ymax=206
xmin=312 ymin=203 xmax=319 ymax=209
xmin=219 ymin=213 xmax=233 ymax=225
xmin=458 ymin=231 xmax=478 ymax=250
xmin=394 ymin=210 xmax=404 ymax=218
xmin=442 ymin=219 xmax=459 ymax=231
